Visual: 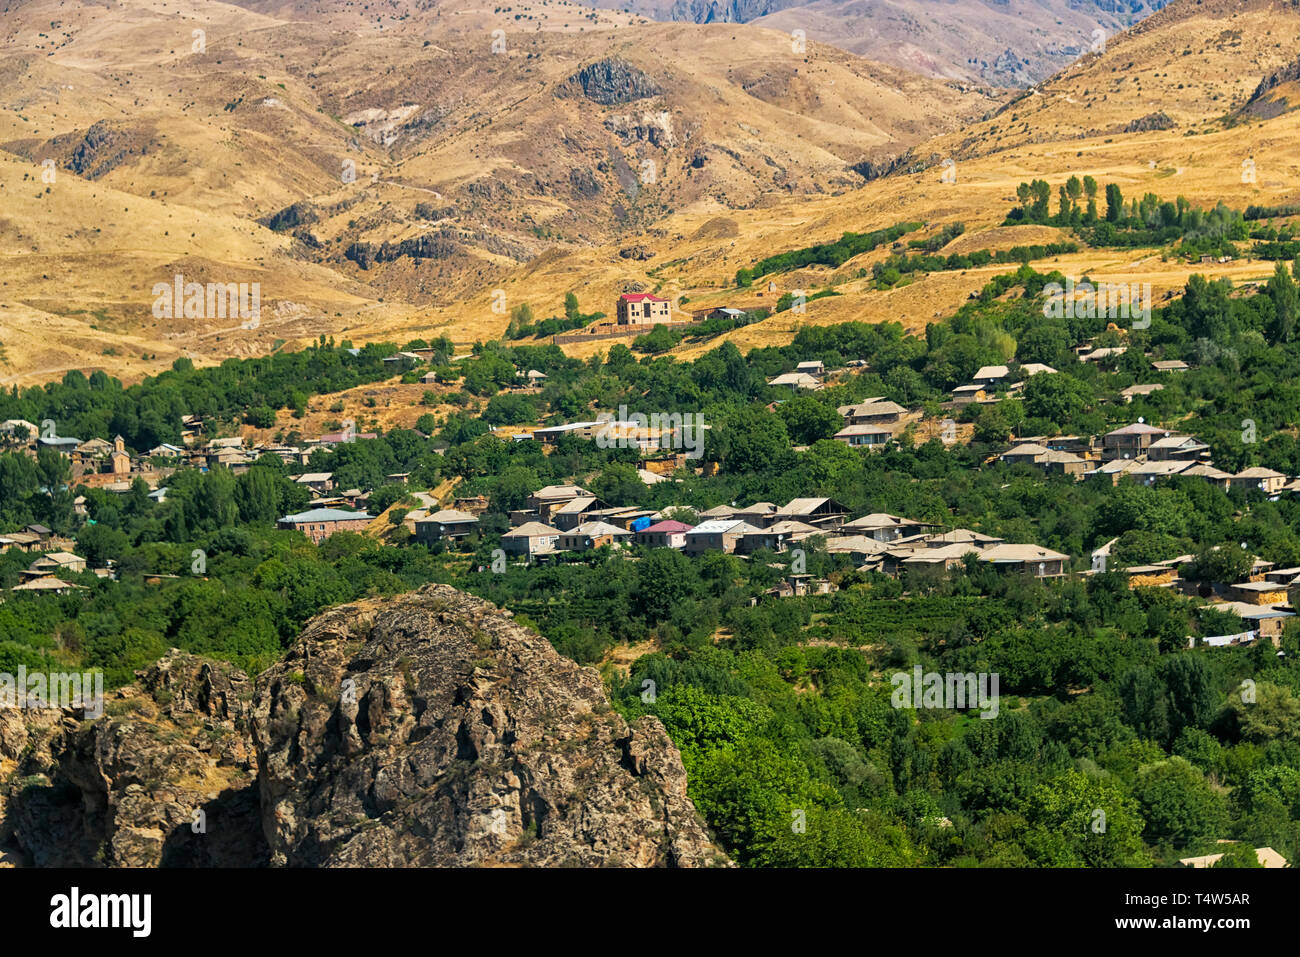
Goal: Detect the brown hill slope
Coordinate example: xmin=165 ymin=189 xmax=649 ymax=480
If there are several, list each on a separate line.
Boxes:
xmin=383 ymin=0 xmax=1300 ymax=357
xmin=574 ymin=0 xmax=1170 ymax=85
xmin=0 ymin=0 xmax=998 ymax=385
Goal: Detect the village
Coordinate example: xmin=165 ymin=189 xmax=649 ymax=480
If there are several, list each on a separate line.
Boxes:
xmin=2 ymin=295 xmax=1296 ymax=654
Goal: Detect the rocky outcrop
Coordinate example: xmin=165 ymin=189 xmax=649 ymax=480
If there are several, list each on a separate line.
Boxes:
xmin=1239 ymin=55 xmax=1300 ymax=119
xmin=1 ymin=653 xmax=264 ymax=867
xmin=1122 ymin=111 xmax=1175 ymax=133
xmin=65 ymin=120 xmax=151 ymax=179
xmin=261 ymin=201 xmax=318 ymax=233
xmin=561 ymin=58 xmax=662 ymax=106
xmin=252 ymin=585 xmax=723 ymax=867
xmin=1 ymin=586 xmax=723 ymax=868
xmin=1250 ymin=53 xmax=1300 ymax=101
xmin=345 ymin=228 xmax=531 ymax=271
xmin=850 ymin=151 xmax=913 ymax=182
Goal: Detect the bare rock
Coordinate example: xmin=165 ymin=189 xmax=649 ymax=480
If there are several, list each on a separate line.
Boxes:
xmin=251 ymin=584 xmax=725 ymax=867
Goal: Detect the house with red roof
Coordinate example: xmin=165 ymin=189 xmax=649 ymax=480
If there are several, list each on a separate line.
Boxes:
xmin=616 ymin=292 xmax=672 ymax=326
xmin=635 ymin=519 xmax=693 ymax=549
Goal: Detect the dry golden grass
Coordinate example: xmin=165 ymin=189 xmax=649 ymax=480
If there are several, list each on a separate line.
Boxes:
xmin=2 ymin=0 xmax=1299 ymax=384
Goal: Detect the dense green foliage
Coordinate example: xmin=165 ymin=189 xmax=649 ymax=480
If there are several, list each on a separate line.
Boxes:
xmin=7 ymin=263 xmax=1300 ymax=868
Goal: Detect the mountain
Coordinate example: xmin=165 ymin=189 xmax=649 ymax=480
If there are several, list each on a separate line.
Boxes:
xmin=574 ymin=0 xmax=1171 ymax=85
xmin=0 ymin=0 xmax=997 ymax=386
xmin=0 ymin=585 xmax=725 ymax=867
xmin=407 ymin=0 xmax=1300 ymax=360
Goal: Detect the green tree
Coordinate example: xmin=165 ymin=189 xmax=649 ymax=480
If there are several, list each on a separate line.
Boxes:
xmin=776 ymin=396 xmax=840 ymax=445
xmin=1134 ymin=757 xmax=1229 ymax=849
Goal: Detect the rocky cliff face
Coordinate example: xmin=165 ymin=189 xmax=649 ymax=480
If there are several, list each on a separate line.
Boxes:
xmin=0 ymin=585 xmax=724 ymax=868
xmin=0 ymin=653 xmax=265 ymax=868
xmin=252 ymin=585 xmax=722 ymax=866
xmin=560 ymin=58 xmax=663 ymax=106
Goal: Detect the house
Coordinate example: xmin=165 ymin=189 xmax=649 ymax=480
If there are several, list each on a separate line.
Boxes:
xmin=38 ymin=435 xmax=82 ymax=458
xmin=615 ymin=292 xmax=672 ymax=326
xmin=1079 ymin=346 xmax=1127 ymax=363
xmin=1120 ymin=383 xmax=1164 ymax=403
xmin=699 ymin=306 xmax=748 ymax=322
xmin=1127 ymin=460 xmax=1195 ymax=485
xmin=767 ymin=372 xmax=821 ymax=391
xmin=834 ymin=424 xmax=892 ymax=449
xmin=557 ymin=521 xmax=633 ymax=552
xmin=550 ymin=496 xmax=609 ymax=531
xmin=414 ymin=509 xmax=480 ymax=544
xmin=795 ymin=360 xmax=825 ymax=377
xmin=148 ymin=442 xmax=186 ymax=458
xmin=684 ymin=519 xmax=762 ymax=556
xmin=697 ymin=504 xmax=740 ymax=522
xmin=0 ymin=419 xmax=39 ymax=443
xmin=525 ymin=485 xmax=591 ymax=522
xmin=894 ymin=542 xmax=983 ymax=575
xmin=1228 ymin=467 xmax=1288 ymax=495
xmin=950 ymin=385 xmax=988 ymax=406
xmin=978 ymin=543 xmax=1070 ymax=577
xmin=1087 ymin=458 xmax=1138 ymax=484
xmin=972 ymin=365 xmax=1010 ymax=388
xmin=635 ymin=520 xmax=693 ymax=549
xmin=1041 ymin=435 xmax=1094 ymax=457
xmin=591 ymin=508 xmax=660 ymax=532
xmin=841 ymin=513 xmax=938 ymax=542
xmin=737 ymin=521 xmax=821 ymax=555
xmin=529 ymin=422 xmax=606 ymax=445
xmin=775 ymin=498 xmax=849 ymax=530
xmin=523 ymin=369 xmax=548 ymax=386
xmin=0 ymin=531 xmax=43 ymax=553
xmin=733 ymin=502 xmax=779 ymax=528
xmin=1227 ymin=580 xmax=1290 ymax=605
xmin=1146 ymin=434 xmax=1210 ymax=462
xmin=419 ymin=371 xmax=439 ymax=384
xmin=294 ymin=472 xmax=335 ymax=495
xmin=75 ymin=437 xmax=115 ymax=463
xmin=501 ymin=522 xmax=562 ymax=559
xmin=1152 ymin=359 xmax=1189 ymax=373
xmin=999 ymin=443 xmax=1050 ymax=466
xmin=318 ymin=429 xmax=377 ymax=444
xmin=1102 ymin=423 xmax=1170 ymax=461
xmin=28 ymin=551 xmax=87 ymax=576
xmin=840 ymin=399 xmax=907 ymax=427
xmin=1179 ymin=845 xmax=1288 ymax=869
xmin=823 ymin=535 xmax=894 ymax=562
xmin=924 ymin=528 xmax=1005 ymax=549
xmin=381 ymin=351 xmax=422 ymax=369
xmin=1121 ymin=564 xmax=1179 ymax=588
xmin=1263 ymin=566 xmax=1300 ymax=586
xmin=1204 ymin=602 xmax=1295 ymax=645
xmin=1039 ymin=449 xmax=1089 ymax=477
xmin=277 ymin=508 xmax=374 ymax=543
xmin=11 ymin=577 xmax=85 ymax=595
xmin=1018 ymin=363 xmax=1058 ymax=377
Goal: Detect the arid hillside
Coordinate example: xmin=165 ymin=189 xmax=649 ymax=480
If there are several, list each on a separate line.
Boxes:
xmin=575 ymin=0 xmax=1170 ymax=85
xmin=0 ymin=0 xmax=999 ymax=385
xmin=395 ymin=0 xmax=1300 ymax=359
